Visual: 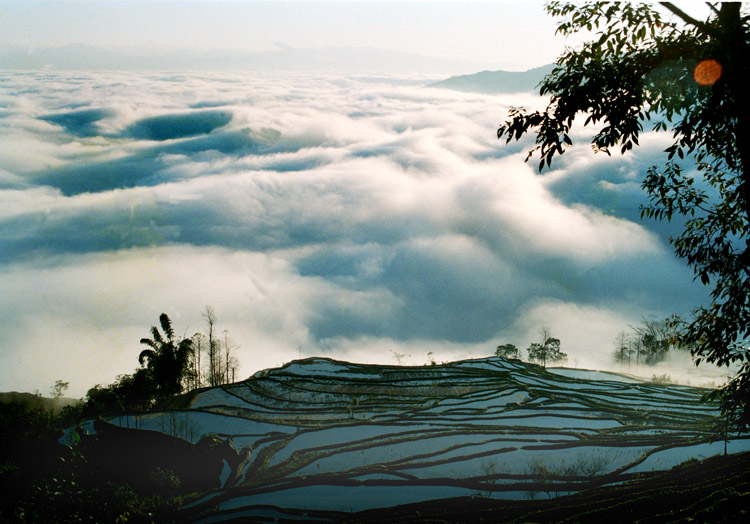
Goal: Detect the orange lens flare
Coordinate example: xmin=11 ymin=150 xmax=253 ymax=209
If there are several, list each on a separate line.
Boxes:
xmin=694 ymin=59 xmax=722 ymax=86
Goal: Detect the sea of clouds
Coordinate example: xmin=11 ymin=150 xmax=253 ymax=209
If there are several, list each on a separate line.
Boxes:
xmin=0 ymin=70 xmax=722 ymax=396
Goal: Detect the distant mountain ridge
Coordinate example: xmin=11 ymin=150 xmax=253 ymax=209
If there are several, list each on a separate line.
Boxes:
xmin=0 ymin=43 xmax=497 ymax=74
xmin=429 ymin=64 xmax=555 ymax=94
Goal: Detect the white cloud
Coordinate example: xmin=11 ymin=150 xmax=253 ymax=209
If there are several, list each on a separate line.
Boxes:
xmin=0 ymin=70 xmax=711 ymax=396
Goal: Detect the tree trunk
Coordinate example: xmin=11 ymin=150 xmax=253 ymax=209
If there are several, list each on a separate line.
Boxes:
xmin=719 ymin=4 xmax=750 ymax=227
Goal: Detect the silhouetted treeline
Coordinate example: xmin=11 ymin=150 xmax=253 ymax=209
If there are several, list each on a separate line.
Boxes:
xmin=613 ymin=317 xmax=689 ymax=366
xmin=83 ymin=307 xmax=240 ymax=418
xmin=495 ymin=327 xmax=567 ymax=368
xmin=189 ymin=305 xmax=239 ymax=389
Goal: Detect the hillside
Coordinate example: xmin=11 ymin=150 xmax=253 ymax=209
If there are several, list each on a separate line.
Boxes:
xmin=427 ymin=64 xmax=555 ymax=94
xmin=85 ymin=356 xmax=749 ymax=522
xmin=0 ymin=391 xmax=80 ymax=415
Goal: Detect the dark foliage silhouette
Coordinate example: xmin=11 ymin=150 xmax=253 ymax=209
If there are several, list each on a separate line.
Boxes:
xmin=138 ymin=313 xmax=194 ymax=401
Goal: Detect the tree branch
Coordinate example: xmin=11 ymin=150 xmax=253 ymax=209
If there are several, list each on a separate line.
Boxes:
xmin=660 ymin=2 xmax=717 ymax=36
xmin=706 ymin=2 xmax=721 ymax=17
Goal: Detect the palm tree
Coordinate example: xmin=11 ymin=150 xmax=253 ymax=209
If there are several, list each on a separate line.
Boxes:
xmin=138 ymin=313 xmax=194 ymax=401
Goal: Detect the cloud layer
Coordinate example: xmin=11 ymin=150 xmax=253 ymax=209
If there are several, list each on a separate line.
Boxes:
xmin=0 ymin=71 xmax=710 ymax=396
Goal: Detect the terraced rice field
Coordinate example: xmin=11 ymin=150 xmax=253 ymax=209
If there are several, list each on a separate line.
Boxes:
xmin=101 ymin=357 xmax=750 ymax=522
xmin=338 ymin=450 xmax=750 ymax=523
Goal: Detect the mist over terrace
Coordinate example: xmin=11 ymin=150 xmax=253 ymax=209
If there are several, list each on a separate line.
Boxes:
xmin=0 ymin=68 xmax=716 ymax=397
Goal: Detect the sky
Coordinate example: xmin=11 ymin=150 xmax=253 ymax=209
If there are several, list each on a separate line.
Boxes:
xmin=0 ymin=1 xmax=727 ymax=397
xmin=0 ymin=1 xmax=564 ymax=71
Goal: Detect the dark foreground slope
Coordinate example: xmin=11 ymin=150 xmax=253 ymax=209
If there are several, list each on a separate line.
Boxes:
xmin=337 ymin=451 xmax=750 ymax=524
